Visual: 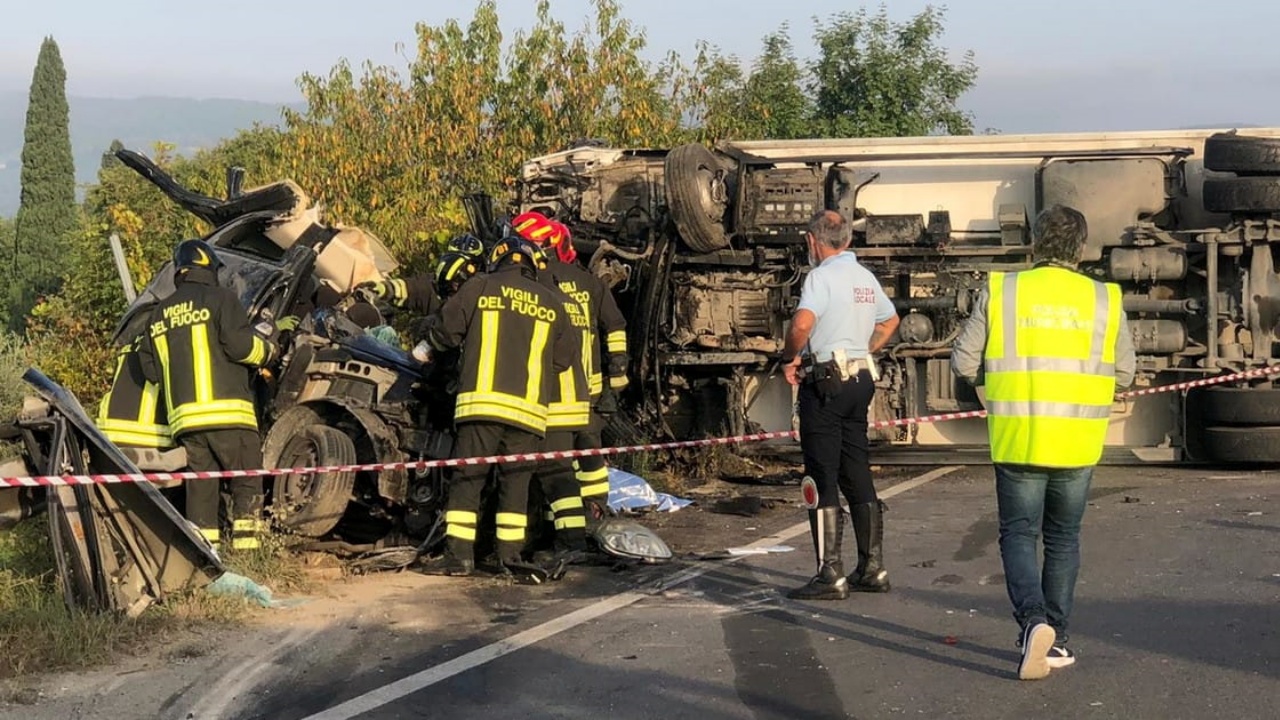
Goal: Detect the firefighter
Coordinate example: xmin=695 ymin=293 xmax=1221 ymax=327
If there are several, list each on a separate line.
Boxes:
xmin=356 ymin=234 xmax=486 ymax=317
xmin=137 ymin=239 xmax=278 ymax=551
xmin=97 ymin=330 xmax=174 ymax=451
xmin=520 ymin=240 xmax=592 ymax=567
xmin=513 ymin=212 xmax=629 ymax=521
xmin=420 ymin=250 xmax=484 ymax=430
xmin=417 ymin=235 xmax=574 ymax=576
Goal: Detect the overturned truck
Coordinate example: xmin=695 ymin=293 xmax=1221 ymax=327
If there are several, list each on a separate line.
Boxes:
xmin=509 ymin=129 xmax=1280 ymax=464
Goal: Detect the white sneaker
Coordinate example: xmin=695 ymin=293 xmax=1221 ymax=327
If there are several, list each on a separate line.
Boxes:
xmin=1018 ymin=622 xmax=1056 ymax=680
xmin=1046 ymin=645 xmax=1076 ymax=669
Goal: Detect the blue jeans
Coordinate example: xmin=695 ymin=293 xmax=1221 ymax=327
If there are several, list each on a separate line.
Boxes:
xmin=995 ymin=463 xmax=1093 ymax=644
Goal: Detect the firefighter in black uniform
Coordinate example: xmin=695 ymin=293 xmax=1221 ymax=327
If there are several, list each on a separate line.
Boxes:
xmin=97 ymin=330 xmax=174 ymax=451
xmin=417 ymin=236 xmax=574 ymax=576
xmin=520 ymin=241 xmax=592 ymax=566
xmin=513 ymin=213 xmax=629 ymax=520
xmin=356 ymin=234 xmax=486 ymax=316
xmin=138 ymin=240 xmax=278 ymax=551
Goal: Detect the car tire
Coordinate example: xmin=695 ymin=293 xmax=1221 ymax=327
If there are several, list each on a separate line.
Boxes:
xmin=1203 ymin=133 xmax=1280 ymax=174
xmin=267 ymin=422 xmax=357 ymax=538
xmin=664 ymin=143 xmax=732 ymax=253
xmin=1202 ymin=177 xmax=1280 ymax=214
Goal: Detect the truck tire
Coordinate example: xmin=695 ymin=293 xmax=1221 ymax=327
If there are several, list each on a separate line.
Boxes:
xmin=1200 ymin=426 xmax=1280 ymax=464
xmin=1198 ymin=387 xmax=1280 ymax=425
xmin=664 ymin=143 xmax=731 ymax=253
xmin=1202 ymin=177 xmax=1280 ymax=214
xmin=269 ymin=423 xmax=357 ymax=538
xmin=1203 ymin=133 xmax=1280 ymax=174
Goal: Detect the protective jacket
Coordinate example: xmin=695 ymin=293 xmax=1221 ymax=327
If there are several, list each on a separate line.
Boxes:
xmin=537 ymin=276 xmax=590 ymax=430
xmin=426 ymin=265 xmax=574 ymax=436
xmin=96 ymin=334 xmax=174 ymax=449
xmin=982 ymin=266 xmax=1125 ymax=467
xmin=138 ymin=268 xmax=275 ymax=436
xmin=547 ymin=261 xmax=628 ymax=398
xmin=383 ymin=275 xmax=441 ymax=316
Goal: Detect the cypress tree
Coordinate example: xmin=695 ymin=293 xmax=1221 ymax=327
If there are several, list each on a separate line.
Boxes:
xmin=10 ymin=36 xmax=76 ymax=331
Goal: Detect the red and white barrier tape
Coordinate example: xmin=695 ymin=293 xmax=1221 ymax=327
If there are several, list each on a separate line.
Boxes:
xmin=3 ymin=363 xmax=1278 ymax=489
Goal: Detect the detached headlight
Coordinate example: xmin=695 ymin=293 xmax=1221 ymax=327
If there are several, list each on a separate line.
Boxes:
xmin=593 ymin=518 xmax=673 ymax=564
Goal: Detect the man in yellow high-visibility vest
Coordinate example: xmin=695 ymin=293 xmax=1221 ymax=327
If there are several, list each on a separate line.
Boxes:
xmin=953 ymin=204 xmax=1135 ymax=681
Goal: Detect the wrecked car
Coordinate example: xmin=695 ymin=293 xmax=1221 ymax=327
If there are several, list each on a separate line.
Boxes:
xmin=508 ymin=129 xmax=1280 ymax=465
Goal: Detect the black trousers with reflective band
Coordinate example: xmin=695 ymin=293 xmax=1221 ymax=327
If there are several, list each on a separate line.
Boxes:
xmin=179 ymin=427 xmax=264 ymax=545
xmin=445 ymin=422 xmax=539 ymax=562
xmin=573 ymin=412 xmax=610 ymax=500
xmin=797 ymin=370 xmax=877 ymax=508
xmin=537 ymin=430 xmax=587 ymax=547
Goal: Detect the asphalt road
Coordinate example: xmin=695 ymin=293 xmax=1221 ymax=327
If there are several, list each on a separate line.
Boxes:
xmin=227 ymin=464 xmax=1279 ymax=720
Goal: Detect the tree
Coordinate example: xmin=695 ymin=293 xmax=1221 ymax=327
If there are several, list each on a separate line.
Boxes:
xmin=809 ymin=5 xmax=978 ymax=137
xmin=10 ymin=37 xmax=78 ymax=332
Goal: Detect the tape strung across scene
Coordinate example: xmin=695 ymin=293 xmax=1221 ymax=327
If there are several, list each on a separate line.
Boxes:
xmin=3 ymin=363 xmax=1278 ymax=489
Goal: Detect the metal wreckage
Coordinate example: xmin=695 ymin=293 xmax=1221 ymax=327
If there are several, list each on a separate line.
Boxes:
xmin=8 ymin=125 xmax=1280 ymax=609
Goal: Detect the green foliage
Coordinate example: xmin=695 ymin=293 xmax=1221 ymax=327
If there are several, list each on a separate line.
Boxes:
xmin=809 ymin=5 xmax=979 ymax=137
xmin=10 ymin=37 xmax=79 ymax=333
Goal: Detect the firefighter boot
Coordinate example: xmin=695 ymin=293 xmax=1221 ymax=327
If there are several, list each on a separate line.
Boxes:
xmin=417 ymin=536 xmax=475 ymax=576
xmin=787 ymin=506 xmax=848 ymax=600
xmin=849 ymin=500 xmax=891 ymax=592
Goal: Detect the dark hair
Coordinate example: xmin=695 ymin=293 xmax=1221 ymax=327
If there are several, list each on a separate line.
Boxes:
xmin=807 ymin=210 xmax=849 ymax=250
xmin=1032 ymin=205 xmax=1088 ymax=266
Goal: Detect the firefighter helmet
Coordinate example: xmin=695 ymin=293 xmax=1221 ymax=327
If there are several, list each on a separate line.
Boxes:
xmin=445 ymin=233 xmax=485 ymax=258
xmin=547 ymin=220 xmax=577 ymax=264
xmin=435 ymin=251 xmax=481 ymax=299
xmin=487 ymin=236 xmax=542 ymax=277
xmin=512 ymin=211 xmax=557 ymax=245
xmin=173 ymin=239 xmax=224 ymax=273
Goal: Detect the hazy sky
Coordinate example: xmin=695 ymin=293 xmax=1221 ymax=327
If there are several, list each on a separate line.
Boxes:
xmin=2 ymin=0 xmax=1279 ymax=133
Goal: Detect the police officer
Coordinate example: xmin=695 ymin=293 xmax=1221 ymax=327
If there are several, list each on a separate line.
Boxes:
xmin=417 ymin=236 xmax=574 ymax=576
xmin=138 ymin=240 xmax=278 ymax=551
xmin=781 ymin=210 xmax=900 ymax=600
xmin=512 ymin=213 xmax=628 ymax=520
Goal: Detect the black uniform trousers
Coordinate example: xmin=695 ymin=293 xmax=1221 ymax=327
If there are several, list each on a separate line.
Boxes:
xmin=572 ymin=411 xmax=610 ymax=511
xmin=797 ymin=369 xmax=878 ymax=509
xmin=445 ymin=421 xmax=539 ymax=562
xmin=534 ymin=430 xmax=588 ymax=551
xmin=179 ymin=427 xmax=264 ymax=548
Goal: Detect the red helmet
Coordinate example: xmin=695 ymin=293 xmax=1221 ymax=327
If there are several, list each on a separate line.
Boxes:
xmin=512 ymin=211 xmax=556 ymax=245
xmin=548 ymin=221 xmax=577 ymax=263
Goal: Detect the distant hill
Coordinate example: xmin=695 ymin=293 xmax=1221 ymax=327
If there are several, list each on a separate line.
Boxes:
xmin=0 ymin=93 xmax=303 ymax=216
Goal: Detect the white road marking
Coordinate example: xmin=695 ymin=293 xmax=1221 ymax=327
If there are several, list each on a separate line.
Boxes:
xmin=300 ymin=465 xmax=963 ymax=720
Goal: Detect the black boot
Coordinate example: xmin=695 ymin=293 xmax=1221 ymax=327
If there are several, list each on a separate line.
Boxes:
xmin=417 ymin=537 xmax=475 ymax=576
xmin=787 ymin=506 xmax=848 ymax=600
xmin=849 ymin=500 xmax=890 ymax=592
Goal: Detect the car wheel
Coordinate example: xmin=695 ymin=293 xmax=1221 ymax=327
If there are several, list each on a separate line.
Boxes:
xmin=267 ymin=422 xmax=357 ymax=537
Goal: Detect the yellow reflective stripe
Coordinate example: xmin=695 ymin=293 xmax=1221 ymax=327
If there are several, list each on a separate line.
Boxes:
xmin=555 ymin=516 xmax=588 ymax=530
xmin=98 ymin=419 xmax=175 ymax=448
xmin=445 ymin=510 xmax=477 ymax=525
xmin=607 ymin=330 xmax=626 ymax=354
xmin=447 ymin=525 xmax=477 ymax=541
xmin=476 ymin=310 xmax=499 ymax=394
xmin=609 ymin=376 xmax=629 ymax=389
xmin=588 ymin=372 xmax=604 ymax=396
xmin=581 ymin=328 xmax=594 ymax=381
xmin=525 ymin=320 xmax=551 ymax=404
xmin=240 ymin=336 xmax=265 ymax=366
xmin=495 ymin=512 xmax=527 ymax=528
xmin=577 ymin=465 xmax=609 ymax=483
xmin=580 ymin=482 xmax=610 ymax=498
xmin=232 ymin=537 xmax=261 ymax=550
xmin=168 ymin=399 xmax=258 ymax=434
xmin=390 ymin=278 xmax=409 ymax=305
xmin=192 ymin=323 xmax=214 ymax=404
xmin=1100 ymin=282 xmax=1121 ymax=363
xmin=199 ymin=528 xmax=221 ymax=542
xmin=550 ymin=496 xmax=584 ymax=513
xmin=985 ymin=400 xmax=1112 ymax=419
xmin=495 ymin=526 xmax=525 ymax=541
xmin=546 ymin=408 xmax=591 ymax=428
xmin=154 ymin=334 xmax=173 ymax=414
xmin=232 ymin=518 xmax=258 ymax=533
xmin=138 ymin=381 xmax=160 ymax=425
xmin=559 ymin=369 xmax=576 ymax=407
xmin=455 ymin=392 xmax=548 ymax=431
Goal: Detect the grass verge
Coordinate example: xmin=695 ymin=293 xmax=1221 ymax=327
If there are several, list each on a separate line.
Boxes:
xmin=0 ymin=518 xmax=314 ymax=681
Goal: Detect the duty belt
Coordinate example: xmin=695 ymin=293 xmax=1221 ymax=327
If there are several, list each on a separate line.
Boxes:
xmin=799 ymin=357 xmax=876 ymax=383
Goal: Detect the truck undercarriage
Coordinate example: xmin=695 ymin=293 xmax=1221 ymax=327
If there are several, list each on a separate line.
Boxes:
xmin=510 ymin=129 xmax=1280 ymax=465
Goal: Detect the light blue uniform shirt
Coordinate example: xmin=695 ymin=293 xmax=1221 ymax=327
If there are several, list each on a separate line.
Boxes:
xmin=796 ymin=250 xmax=896 ymax=360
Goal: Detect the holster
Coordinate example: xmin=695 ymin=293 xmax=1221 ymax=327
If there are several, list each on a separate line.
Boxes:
xmin=801 ymin=359 xmax=844 ymax=401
